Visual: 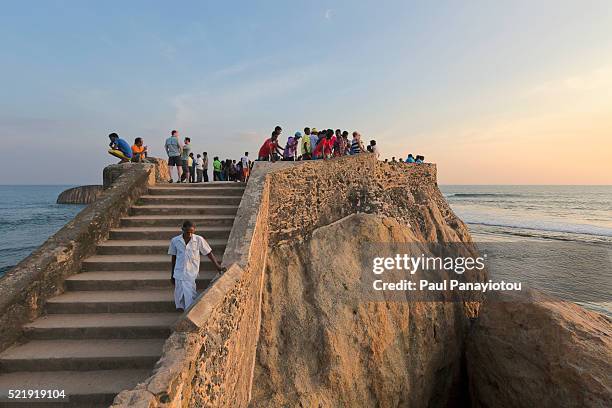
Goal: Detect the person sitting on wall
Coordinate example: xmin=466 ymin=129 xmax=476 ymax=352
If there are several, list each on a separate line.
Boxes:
xmin=131 ymin=137 xmax=147 ymax=162
xmin=168 ymin=220 xmax=226 ymax=312
xmin=369 ymin=140 xmax=380 ymax=159
xmin=415 ymin=155 xmax=424 ymax=163
xmin=406 ymin=154 xmax=416 ymax=163
xmin=108 ymin=133 xmax=133 ymax=163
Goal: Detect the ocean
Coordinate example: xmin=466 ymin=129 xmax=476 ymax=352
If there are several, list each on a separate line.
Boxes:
xmin=0 ymin=186 xmax=84 ymax=276
xmin=0 ymin=185 xmax=609 ymax=314
xmin=440 ymin=185 xmax=611 ymax=315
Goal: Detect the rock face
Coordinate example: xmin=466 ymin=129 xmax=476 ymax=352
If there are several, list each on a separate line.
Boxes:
xmin=251 ymin=213 xmax=478 ymax=407
xmin=56 ymin=185 xmax=103 ymax=204
xmin=103 ymin=157 xmax=169 ymax=189
xmin=467 ymin=289 xmax=612 ymax=408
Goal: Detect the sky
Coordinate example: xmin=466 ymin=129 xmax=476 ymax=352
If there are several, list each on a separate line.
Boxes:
xmin=0 ymin=0 xmax=611 ymax=185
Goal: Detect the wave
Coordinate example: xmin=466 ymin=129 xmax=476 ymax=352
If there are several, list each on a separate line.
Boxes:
xmin=446 ymin=193 xmax=523 ymax=198
xmin=464 ymin=217 xmax=612 ymax=239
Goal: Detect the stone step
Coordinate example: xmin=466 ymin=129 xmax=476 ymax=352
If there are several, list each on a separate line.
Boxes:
xmin=46 ymin=290 xmax=177 ymax=314
xmin=110 ymin=226 xmax=232 ymax=240
xmin=120 ymin=214 xmax=237 ymax=227
xmin=23 ymin=313 xmax=178 ymax=340
xmin=148 ymin=186 xmax=245 ymax=196
xmin=0 ymin=339 xmax=164 ymax=372
xmin=96 ymin=239 xmax=227 ymax=255
xmin=82 ymin=255 xmax=216 ymax=271
xmin=0 ymin=369 xmax=151 ymax=407
xmin=66 ymin=271 xmax=216 ymax=291
xmin=138 ymin=195 xmax=243 ymax=206
xmin=130 ymin=204 xmax=239 ymax=216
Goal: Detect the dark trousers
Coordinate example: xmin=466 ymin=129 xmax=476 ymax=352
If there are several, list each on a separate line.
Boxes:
xmin=203 ymin=169 xmax=209 ymax=182
xmin=196 ymin=169 xmax=203 ymax=183
xmin=181 ymin=162 xmax=189 ymax=182
xmin=214 ymin=171 xmax=222 ymax=181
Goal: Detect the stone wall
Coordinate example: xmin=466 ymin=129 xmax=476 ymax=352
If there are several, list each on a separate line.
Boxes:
xmin=0 ymin=164 xmax=156 ymax=352
xmin=103 ymin=157 xmax=169 ymax=189
xmin=56 ymin=185 xmax=104 ymax=204
xmin=265 ymin=154 xmax=472 ymax=246
xmin=112 ymin=162 xmax=271 ymax=407
xmin=250 ymin=154 xmax=483 ymax=407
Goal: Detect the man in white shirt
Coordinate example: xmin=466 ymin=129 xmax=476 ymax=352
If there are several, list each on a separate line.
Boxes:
xmin=195 ymin=154 xmax=204 ymax=183
xmin=240 ymin=152 xmax=250 ymax=182
xmin=168 ymin=220 xmax=226 ymax=311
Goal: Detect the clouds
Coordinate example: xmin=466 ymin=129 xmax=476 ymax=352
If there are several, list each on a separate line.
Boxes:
xmin=527 ymin=65 xmax=612 ymax=96
xmin=170 ymin=63 xmax=326 ymax=130
xmin=324 ymin=9 xmax=334 ymax=20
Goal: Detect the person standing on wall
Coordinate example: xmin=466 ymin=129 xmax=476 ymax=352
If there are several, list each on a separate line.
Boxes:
xmin=168 ymin=220 xmax=226 ymax=312
xmin=189 ymin=152 xmax=196 ymax=183
xmin=195 ymin=154 xmax=204 ymax=183
xmin=202 ymin=152 xmax=209 ymax=182
xmin=180 ymin=137 xmax=192 ymax=183
xmin=164 ymin=130 xmax=182 ymax=183
xmin=213 ymin=156 xmax=222 ymax=181
xmin=240 ymin=152 xmax=250 ymax=182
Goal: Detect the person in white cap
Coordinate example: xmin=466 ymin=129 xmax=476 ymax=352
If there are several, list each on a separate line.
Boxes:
xmin=168 ymin=220 xmax=226 ymax=311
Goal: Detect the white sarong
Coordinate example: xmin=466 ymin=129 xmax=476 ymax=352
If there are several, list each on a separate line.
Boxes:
xmin=174 ymin=279 xmax=197 ymax=310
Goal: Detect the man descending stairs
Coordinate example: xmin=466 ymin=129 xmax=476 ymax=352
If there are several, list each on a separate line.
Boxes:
xmin=0 ymin=182 xmax=246 ymax=407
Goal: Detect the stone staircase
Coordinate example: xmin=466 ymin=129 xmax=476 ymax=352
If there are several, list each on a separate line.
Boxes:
xmin=0 ymin=182 xmax=246 ymax=407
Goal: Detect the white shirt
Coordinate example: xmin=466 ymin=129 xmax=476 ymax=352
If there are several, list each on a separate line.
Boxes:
xmin=196 ymin=157 xmax=203 ymax=170
xmin=241 ymin=156 xmax=249 ymax=168
xmin=168 ymin=234 xmax=212 ymax=280
xmin=371 ymin=145 xmax=380 ymax=158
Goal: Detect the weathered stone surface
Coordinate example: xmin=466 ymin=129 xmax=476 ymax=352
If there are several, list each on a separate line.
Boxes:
xmin=103 ymin=157 xmax=168 ymax=189
xmin=265 ymin=155 xmax=473 ymax=246
xmin=144 ymin=157 xmax=171 ymax=184
xmin=0 ymin=164 xmax=155 ymax=352
xmin=56 ymin=185 xmax=104 ymax=204
xmin=251 ymin=212 xmax=477 ymax=407
xmin=467 ymin=289 xmax=612 ymax=408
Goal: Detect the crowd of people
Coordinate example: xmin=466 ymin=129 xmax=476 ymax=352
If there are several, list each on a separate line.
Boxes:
xmin=256 ymin=125 xmax=377 ymax=161
xmin=164 ymin=130 xmax=252 ymax=183
xmin=106 ymin=126 xmax=426 ymax=184
xmin=256 ymin=125 xmax=425 ymax=164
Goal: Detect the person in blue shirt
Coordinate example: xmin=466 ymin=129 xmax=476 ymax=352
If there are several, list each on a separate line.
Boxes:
xmin=108 ymin=133 xmax=133 ymax=162
xmin=406 ymin=154 xmax=415 ymax=163
xmin=415 ymin=155 xmax=424 ymax=164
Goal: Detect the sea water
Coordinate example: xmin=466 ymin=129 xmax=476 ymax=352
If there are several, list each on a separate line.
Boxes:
xmin=441 ymin=185 xmax=611 ymax=315
xmin=0 ymin=186 xmax=84 ymax=276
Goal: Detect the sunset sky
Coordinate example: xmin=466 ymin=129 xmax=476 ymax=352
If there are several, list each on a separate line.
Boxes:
xmin=0 ymin=0 xmax=610 ymax=184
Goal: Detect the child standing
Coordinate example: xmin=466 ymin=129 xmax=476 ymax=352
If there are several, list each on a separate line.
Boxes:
xmin=168 ymin=221 xmax=226 ymax=311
